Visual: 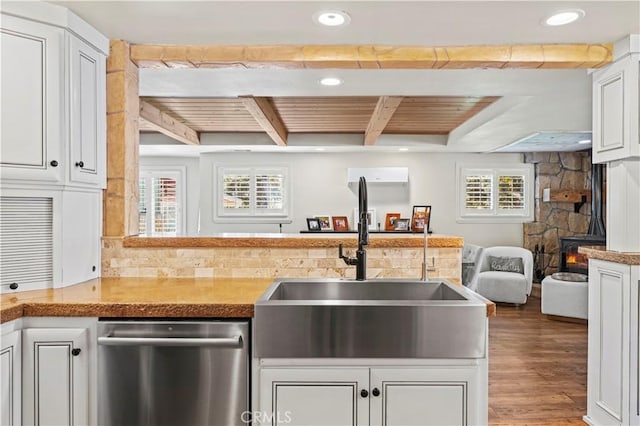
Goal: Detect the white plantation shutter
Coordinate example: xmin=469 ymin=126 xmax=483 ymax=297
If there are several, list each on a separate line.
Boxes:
xmin=223 ymin=174 xmax=251 ymax=210
xmin=218 ymin=167 xmax=289 ymax=219
xmin=0 ymin=197 xmax=53 ymax=290
xmin=457 ymin=164 xmax=533 ymax=222
xmin=465 ymin=174 xmax=493 ymax=210
xmin=255 ymin=173 xmax=284 ymax=210
xmin=139 ymin=170 xmax=183 ymax=236
xmin=152 ymin=177 xmax=178 ymax=233
xmin=139 ymin=177 xmax=147 ymax=235
xmin=498 ymin=174 xmax=525 ymax=211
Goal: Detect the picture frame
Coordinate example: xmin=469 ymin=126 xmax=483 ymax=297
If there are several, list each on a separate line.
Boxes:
xmin=385 ymin=213 xmax=401 ymax=231
xmin=331 ymin=216 xmax=349 ymax=231
xmin=314 ymin=215 xmax=332 ymax=231
xmin=306 ymin=218 xmax=321 ymax=231
xmin=353 ymin=208 xmax=377 ymax=231
xmin=394 ymin=218 xmax=410 ymax=231
xmin=411 ymin=205 xmax=432 ymax=232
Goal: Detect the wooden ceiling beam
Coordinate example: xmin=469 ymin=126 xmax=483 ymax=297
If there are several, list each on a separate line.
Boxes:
xmin=130 ymin=43 xmax=613 ymax=70
xmin=240 ymin=96 xmax=288 ymax=146
xmin=364 ymin=96 xmax=404 ymax=146
xmin=139 ymin=100 xmax=200 ymax=145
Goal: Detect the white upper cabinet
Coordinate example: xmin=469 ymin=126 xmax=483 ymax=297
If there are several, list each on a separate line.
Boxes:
xmin=68 ymin=34 xmax=107 ymax=188
xmin=0 ymin=2 xmax=108 ymax=189
xmin=0 ymin=15 xmax=64 ymax=183
xmin=592 ymin=36 xmax=639 ymax=163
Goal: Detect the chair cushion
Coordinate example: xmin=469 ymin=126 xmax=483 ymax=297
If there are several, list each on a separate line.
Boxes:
xmin=476 ymin=271 xmax=528 ymax=304
xmin=488 ymin=255 xmax=524 ymax=274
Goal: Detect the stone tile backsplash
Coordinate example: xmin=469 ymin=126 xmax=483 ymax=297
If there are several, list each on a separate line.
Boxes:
xmin=102 ymin=238 xmax=461 ymax=282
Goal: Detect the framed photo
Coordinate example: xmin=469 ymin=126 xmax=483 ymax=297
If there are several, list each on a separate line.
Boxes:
xmin=385 ymin=213 xmax=401 ymax=231
xmin=306 ymin=218 xmax=321 ymax=231
xmin=395 ymin=218 xmax=410 ymax=231
xmin=332 ymin=216 xmax=349 ymax=231
xmin=314 ymin=215 xmax=332 ymax=231
xmin=353 ymin=208 xmax=377 ymax=231
xmin=411 ymin=205 xmax=432 ymax=232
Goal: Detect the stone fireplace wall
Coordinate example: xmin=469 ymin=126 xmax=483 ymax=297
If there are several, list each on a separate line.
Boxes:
xmin=523 ymin=151 xmax=593 ymax=278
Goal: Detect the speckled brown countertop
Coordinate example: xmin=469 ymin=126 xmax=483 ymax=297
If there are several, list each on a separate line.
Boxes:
xmin=1 ymin=275 xmax=495 ymax=323
xmin=123 ymin=234 xmax=463 ymax=249
xmin=0 ymin=277 xmax=273 ymax=323
xmin=579 ymin=246 xmax=640 ymax=265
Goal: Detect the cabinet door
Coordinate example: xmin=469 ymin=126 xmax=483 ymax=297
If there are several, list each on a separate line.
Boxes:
xmin=60 ymin=191 xmax=101 ymax=287
xmin=260 ymin=368 xmax=369 ymax=426
xmin=22 ymin=328 xmax=89 ymax=426
xmin=587 ymin=260 xmax=631 ymax=426
xmin=370 ymin=367 xmax=484 ymax=426
xmin=592 ymin=54 xmax=640 ymax=163
xmin=68 ymin=35 xmax=106 ymax=188
xmin=0 ymin=15 xmax=64 ymax=183
xmin=630 ymin=266 xmax=640 ymax=424
xmin=1 ymin=330 xmax=21 ymax=426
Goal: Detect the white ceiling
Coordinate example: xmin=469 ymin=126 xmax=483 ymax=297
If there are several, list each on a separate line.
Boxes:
xmin=51 ymin=0 xmax=640 ymax=154
xmin=54 ymin=1 xmax=639 ymax=46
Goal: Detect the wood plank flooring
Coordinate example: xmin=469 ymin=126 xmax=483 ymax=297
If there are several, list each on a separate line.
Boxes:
xmin=489 ymin=296 xmax=588 ymax=425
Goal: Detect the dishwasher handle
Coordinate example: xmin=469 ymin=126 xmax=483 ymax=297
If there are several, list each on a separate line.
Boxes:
xmin=98 ymin=335 xmax=243 ymax=348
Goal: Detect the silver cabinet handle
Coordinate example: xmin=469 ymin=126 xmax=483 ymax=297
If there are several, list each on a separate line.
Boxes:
xmin=98 ymin=335 xmax=242 ymax=347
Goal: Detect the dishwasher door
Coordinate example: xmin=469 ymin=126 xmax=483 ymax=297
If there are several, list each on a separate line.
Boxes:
xmin=98 ymin=320 xmax=249 ymax=426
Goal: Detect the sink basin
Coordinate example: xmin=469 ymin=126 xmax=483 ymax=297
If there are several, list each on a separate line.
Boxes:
xmin=267 ymin=280 xmax=467 ymax=301
xmin=254 ymin=278 xmax=488 ymax=359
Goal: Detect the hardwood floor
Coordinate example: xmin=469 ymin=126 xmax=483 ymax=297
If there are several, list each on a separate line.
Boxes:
xmin=489 ymin=296 xmax=588 ymax=425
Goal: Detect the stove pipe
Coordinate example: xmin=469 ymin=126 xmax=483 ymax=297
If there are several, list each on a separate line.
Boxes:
xmin=587 ymin=163 xmax=606 ymax=237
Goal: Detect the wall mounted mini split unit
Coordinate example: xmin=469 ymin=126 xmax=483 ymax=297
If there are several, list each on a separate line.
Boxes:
xmin=346 ymin=167 xmax=409 ymax=184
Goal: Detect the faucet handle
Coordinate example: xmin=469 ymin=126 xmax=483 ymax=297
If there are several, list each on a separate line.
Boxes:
xmin=338 ymin=243 xmax=358 ymax=266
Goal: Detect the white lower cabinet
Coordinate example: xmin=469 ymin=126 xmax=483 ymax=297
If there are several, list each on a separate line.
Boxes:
xmin=258 ymin=363 xmax=485 ymax=426
xmin=1 ymin=328 xmax=21 ymax=426
xmin=585 ymin=259 xmax=639 ymax=426
xmin=260 ymin=368 xmax=370 ymax=426
xmin=20 ymin=318 xmax=97 ymax=426
xmin=370 ymin=367 xmax=483 ymax=426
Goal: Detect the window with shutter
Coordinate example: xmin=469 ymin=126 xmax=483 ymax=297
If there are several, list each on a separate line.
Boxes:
xmin=216 ymin=166 xmax=289 ymax=221
xmin=138 ymin=169 xmax=184 ymax=236
xmin=457 ymin=164 xmax=533 ymax=223
xmin=0 ymin=197 xmax=53 ymax=291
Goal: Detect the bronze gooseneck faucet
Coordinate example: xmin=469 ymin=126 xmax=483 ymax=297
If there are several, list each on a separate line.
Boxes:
xmin=338 ymin=176 xmax=369 ymax=280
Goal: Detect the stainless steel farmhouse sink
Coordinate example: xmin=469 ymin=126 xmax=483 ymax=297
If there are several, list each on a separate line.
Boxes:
xmin=254 ymin=278 xmax=488 ymax=359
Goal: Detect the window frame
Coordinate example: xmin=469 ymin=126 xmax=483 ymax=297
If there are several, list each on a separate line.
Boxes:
xmin=214 ymin=165 xmax=291 ymax=223
xmin=138 ymin=166 xmax=186 ymax=236
xmin=456 ymin=163 xmax=534 ymax=223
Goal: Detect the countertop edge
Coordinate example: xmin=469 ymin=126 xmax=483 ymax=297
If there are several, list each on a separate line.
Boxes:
xmin=3 ymin=299 xmax=496 ymax=323
xmin=578 ymin=246 xmax=640 ymax=265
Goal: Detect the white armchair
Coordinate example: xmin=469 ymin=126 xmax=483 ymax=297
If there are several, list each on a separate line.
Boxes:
xmin=475 ymin=246 xmax=533 ymax=305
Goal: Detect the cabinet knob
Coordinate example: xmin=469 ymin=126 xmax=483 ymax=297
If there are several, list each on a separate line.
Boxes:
xmin=360 ymin=389 xmax=369 ymax=398
xmin=9 ymin=283 xmax=18 ymax=290
xmin=372 ymin=388 xmax=380 ymax=397
xmin=75 ymin=161 xmax=84 ymax=168
xmin=92 ymin=265 xmax=96 ymax=272
xmin=71 ymin=348 xmax=81 ymax=356
xmin=50 ymin=160 xmax=58 ymax=167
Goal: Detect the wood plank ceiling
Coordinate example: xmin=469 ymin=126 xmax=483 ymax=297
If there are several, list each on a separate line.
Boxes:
xmin=139 ymin=96 xmax=500 ymax=144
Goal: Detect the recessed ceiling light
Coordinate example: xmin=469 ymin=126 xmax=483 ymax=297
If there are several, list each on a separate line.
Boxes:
xmin=578 ymin=139 xmax=592 ymax=145
xmin=313 ymin=10 xmax=351 ymax=27
xmin=398 ymin=148 xmax=409 ymax=152
xmin=315 ymin=147 xmax=326 ymax=151
xmin=319 ymin=77 xmax=343 ymax=86
xmin=543 ymin=9 xmax=585 ymax=26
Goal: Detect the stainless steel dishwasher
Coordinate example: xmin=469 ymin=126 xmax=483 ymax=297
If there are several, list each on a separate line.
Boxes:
xmin=97 ymin=320 xmax=249 ymax=426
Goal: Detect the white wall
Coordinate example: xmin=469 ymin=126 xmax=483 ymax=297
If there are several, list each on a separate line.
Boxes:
xmin=139 ymin=156 xmax=200 ymax=235
xmin=192 ymin=151 xmax=524 ymax=247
